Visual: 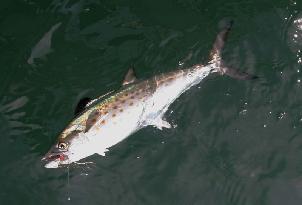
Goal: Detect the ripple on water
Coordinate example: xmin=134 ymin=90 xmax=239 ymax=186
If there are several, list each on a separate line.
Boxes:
xmin=0 ymin=96 xmax=41 ymax=138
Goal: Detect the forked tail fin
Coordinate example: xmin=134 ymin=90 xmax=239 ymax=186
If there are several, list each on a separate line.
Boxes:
xmin=209 ymin=20 xmax=257 ymax=80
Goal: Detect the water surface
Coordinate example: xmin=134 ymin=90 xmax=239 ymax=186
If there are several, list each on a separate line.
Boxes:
xmin=1 ymin=0 xmax=302 ymax=204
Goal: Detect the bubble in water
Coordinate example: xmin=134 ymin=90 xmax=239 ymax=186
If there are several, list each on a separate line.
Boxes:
xmin=264 ymin=124 xmax=267 ymax=128
xmin=278 ymin=112 xmax=286 ymax=119
xmin=288 ymin=15 xmax=302 ymax=64
xmin=239 ymin=109 xmax=247 ymax=115
xmin=294 ymin=19 xmax=302 ymax=24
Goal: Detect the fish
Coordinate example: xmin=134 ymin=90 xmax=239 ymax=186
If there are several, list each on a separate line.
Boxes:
xmin=27 ymin=22 xmax=62 ymax=65
xmin=42 ymin=21 xmax=256 ymax=168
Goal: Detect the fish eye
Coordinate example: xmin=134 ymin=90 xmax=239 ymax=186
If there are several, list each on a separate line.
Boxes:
xmin=58 ymin=142 xmax=68 ymax=150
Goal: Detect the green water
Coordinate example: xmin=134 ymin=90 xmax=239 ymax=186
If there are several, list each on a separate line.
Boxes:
xmin=1 ymin=0 xmax=302 ymax=204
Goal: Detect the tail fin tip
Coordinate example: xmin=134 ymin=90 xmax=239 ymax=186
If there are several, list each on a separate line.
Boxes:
xmin=223 ymin=66 xmax=258 ymax=80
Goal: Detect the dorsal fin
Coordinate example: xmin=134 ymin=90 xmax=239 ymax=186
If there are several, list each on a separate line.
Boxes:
xmin=122 ymin=67 xmax=137 ymax=86
xmin=74 ymin=97 xmax=92 ymax=116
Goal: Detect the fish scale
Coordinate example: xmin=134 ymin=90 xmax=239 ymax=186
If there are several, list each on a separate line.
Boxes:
xmin=60 ymin=81 xmax=154 ymax=140
xmin=42 ymin=21 xmax=256 ymax=168
xmin=45 ymin=65 xmax=214 ymax=168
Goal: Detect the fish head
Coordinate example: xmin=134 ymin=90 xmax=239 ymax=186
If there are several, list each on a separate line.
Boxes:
xmin=42 ymin=129 xmax=96 ymax=168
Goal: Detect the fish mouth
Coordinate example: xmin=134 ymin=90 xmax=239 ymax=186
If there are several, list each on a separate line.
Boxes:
xmin=41 ymin=153 xmax=68 ymax=168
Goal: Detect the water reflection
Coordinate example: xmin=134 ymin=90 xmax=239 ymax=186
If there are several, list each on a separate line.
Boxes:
xmin=27 ymin=22 xmax=62 ymax=65
xmin=0 ymin=96 xmax=41 ymax=138
xmin=2 ymin=0 xmax=302 ymax=204
xmin=286 ymin=1 xmax=302 ymax=65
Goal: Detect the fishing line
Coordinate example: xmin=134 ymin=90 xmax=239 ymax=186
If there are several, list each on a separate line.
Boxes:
xmin=67 ymin=165 xmax=71 ymax=201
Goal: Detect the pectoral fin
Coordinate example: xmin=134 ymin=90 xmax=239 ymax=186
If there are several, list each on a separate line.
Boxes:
xmin=96 ymin=148 xmax=109 ymax=156
xmin=150 ymin=118 xmax=172 ymax=130
xmin=85 ymin=109 xmax=102 ymax=132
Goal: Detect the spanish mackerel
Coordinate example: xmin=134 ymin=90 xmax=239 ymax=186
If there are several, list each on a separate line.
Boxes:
xmin=42 ymin=21 xmax=255 ymax=168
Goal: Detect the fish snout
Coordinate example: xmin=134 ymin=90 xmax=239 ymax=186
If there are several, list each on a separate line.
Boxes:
xmin=41 ymin=151 xmax=68 ymax=166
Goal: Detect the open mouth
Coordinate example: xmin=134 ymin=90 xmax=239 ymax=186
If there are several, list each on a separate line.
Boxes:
xmin=41 ymin=154 xmax=67 ymax=162
xmin=41 ymin=153 xmax=68 ymax=168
